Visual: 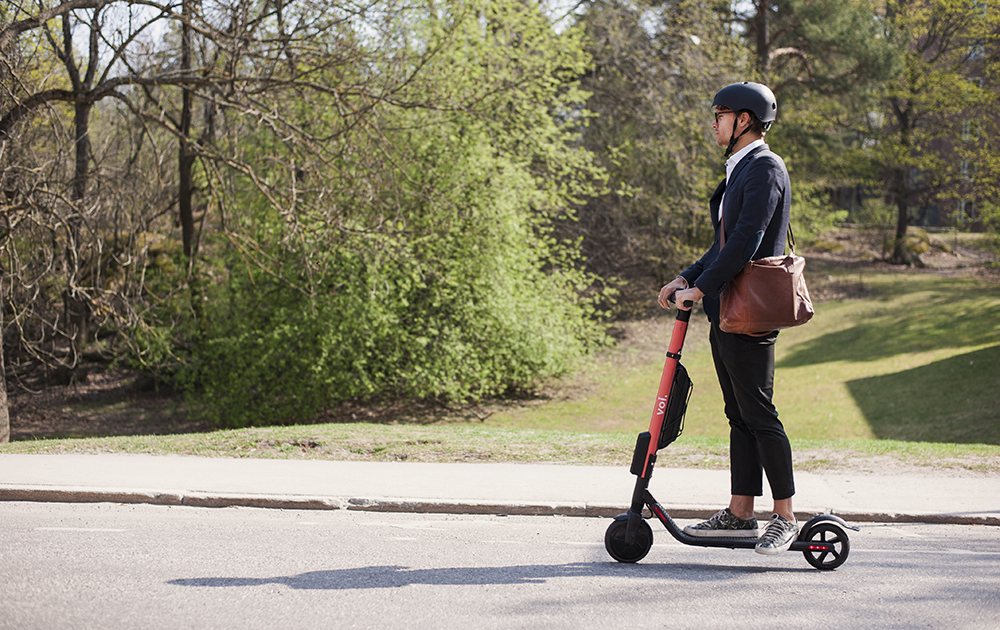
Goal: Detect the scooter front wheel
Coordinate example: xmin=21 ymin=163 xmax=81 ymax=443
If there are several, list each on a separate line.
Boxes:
xmin=605 ymin=517 xmax=654 ymax=563
xmin=802 ymin=523 xmax=850 ymax=570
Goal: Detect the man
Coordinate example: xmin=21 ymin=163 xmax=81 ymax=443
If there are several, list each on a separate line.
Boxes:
xmin=657 ymin=81 xmax=797 ymax=555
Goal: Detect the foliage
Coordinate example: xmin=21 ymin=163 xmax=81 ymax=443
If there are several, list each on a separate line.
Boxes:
xmin=851 ymin=198 xmax=896 ymax=259
xmin=159 ymin=0 xmax=610 ymax=427
xmin=840 ymin=0 xmax=1000 ymax=263
xmin=569 ymin=0 xmax=899 ymax=313
xmin=978 ymin=202 xmax=1000 ymax=261
xmin=0 ymin=0 xmax=613 ymax=428
xmin=789 ymin=182 xmax=848 ymax=246
xmin=3 ymin=0 xmax=1000 ymax=434
xmin=569 ymin=0 xmax=745 ymax=316
xmin=722 ymin=0 xmax=900 ymax=218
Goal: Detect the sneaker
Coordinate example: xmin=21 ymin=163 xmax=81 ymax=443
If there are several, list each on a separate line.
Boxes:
xmin=755 ymin=514 xmax=799 ymax=555
xmin=683 ymin=508 xmax=758 ymax=538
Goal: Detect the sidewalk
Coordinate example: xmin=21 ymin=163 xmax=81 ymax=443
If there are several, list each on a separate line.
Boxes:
xmin=1 ymin=453 xmax=997 ymax=525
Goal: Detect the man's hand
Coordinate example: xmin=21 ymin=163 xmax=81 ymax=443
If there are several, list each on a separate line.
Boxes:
xmin=658 ymin=277 xmax=688 ymax=309
xmin=672 ymin=286 xmax=705 ymax=311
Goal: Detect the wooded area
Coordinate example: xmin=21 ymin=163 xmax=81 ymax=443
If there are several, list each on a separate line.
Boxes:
xmin=1 ymin=0 xmax=998 ymax=437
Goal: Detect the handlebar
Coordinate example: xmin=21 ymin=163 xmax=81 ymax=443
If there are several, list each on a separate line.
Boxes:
xmin=666 ymin=292 xmax=694 ymax=309
xmin=667 ymin=292 xmax=694 ymax=323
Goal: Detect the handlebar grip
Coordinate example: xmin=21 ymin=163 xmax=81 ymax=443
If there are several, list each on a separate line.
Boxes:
xmin=666 ymin=292 xmax=694 ymax=309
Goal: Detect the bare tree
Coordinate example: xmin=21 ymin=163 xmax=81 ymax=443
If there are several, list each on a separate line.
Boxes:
xmin=1 ymin=0 xmax=182 ymax=435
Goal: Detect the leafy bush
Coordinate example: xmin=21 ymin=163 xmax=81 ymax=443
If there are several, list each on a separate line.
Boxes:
xmin=161 ymin=1 xmax=610 ymax=427
xmin=185 ymin=161 xmax=607 ymax=427
xmin=980 ymin=202 xmax=1000 ymax=255
xmin=810 ymin=239 xmax=846 ymax=253
xmin=906 ymin=227 xmax=931 ymax=255
xmin=790 ymin=183 xmax=849 ymax=246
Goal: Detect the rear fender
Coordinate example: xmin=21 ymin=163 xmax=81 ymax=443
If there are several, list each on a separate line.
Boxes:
xmin=798 ymin=514 xmax=859 ymax=540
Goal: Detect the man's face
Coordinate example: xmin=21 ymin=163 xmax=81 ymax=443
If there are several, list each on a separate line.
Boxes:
xmin=712 ymin=108 xmax=746 ymax=148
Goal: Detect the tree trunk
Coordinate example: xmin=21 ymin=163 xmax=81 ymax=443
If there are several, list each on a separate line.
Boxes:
xmin=0 ymin=307 xmax=8 ymax=443
xmin=179 ymin=0 xmax=195 ymax=259
xmin=888 ymin=99 xmax=914 ymax=265
xmin=179 ymin=125 xmax=195 ymax=259
xmin=892 ymin=194 xmax=910 ymax=264
xmin=889 ymin=166 xmax=912 ymax=265
xmin=72 ymin=102 xmax=91 ymax=202
xmin=2 ymin=33 xmax=15 ymax=442
xmin=755 ymin=0 xmax=771 ymax=79
xmin=65 ymin=101 xmax=92 ymax=345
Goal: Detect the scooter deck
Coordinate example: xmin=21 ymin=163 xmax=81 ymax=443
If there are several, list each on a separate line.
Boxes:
xmin=643 ymin=491 xmax=839 ymax=554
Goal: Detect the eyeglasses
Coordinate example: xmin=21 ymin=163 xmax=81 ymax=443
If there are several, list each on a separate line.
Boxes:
xmin=713 ymin=110 xmax=736 ymax=123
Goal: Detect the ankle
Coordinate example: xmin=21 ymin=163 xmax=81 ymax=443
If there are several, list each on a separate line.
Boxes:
xmin=728 ymin=497 xmax=755 ymax=521
xmin=729 ymin=508 xmax=755 ymax=521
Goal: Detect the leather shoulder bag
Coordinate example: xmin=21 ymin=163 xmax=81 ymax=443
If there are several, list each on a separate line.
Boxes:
xmin=718 ymin=217 xmax=815 ymax=336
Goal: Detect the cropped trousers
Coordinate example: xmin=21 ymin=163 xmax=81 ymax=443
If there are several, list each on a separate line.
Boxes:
xmin=709 ymin=322 xmax=795 ymax=501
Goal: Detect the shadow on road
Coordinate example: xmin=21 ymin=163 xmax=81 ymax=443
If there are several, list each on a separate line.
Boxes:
xmin=168 ymin=562 xmax=811 ymax=590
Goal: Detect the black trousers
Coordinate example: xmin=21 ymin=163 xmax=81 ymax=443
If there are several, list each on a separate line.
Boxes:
xmin=709 ymin=322 xmax=795 ymax=501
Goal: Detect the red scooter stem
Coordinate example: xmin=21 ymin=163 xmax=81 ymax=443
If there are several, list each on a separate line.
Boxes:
xmin=624 ymin=300 xmax=692 ymax=543
xmin=638 ymin=303 xmax=691 ymax=478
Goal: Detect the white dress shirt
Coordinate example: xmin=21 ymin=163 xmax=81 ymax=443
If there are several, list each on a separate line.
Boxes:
xmin=720 ymin=139 xmax=766 ymax=221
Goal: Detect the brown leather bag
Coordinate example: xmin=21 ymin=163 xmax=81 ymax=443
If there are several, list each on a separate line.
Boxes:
xmin=718 ymin=220 xmax=814 ymax=335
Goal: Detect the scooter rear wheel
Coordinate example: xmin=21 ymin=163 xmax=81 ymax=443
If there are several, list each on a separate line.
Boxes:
xmin=605 ymin=518 xmax=654 ymax=563
xmin=802 ymin=523 xmax=850 ymax=570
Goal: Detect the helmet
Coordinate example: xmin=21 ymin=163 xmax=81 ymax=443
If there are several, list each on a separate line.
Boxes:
xmin=712 ymin=82 xmax=777 ymax=128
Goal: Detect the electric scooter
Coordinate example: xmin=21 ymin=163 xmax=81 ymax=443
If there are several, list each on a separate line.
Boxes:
xmin=604 ymin=297 xmax=857 ymax=570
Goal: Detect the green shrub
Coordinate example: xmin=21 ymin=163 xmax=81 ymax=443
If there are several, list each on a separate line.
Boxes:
xmin=980 ymin=202 xmax=1000 ymax=255
xmin=906 ymin=227 xmax=931 ymax=255
xmin=810 ymin=239 xmax=846 ymax=253
xmin=185 ymin=212 xmax=607 ymax=427
xmin=181 ymin=120 xmax=606 ymax=426
xmin=134 ymin=0 xmax=611 ymax=428
xmin=791 ymin=183 xmax=849 ymax=246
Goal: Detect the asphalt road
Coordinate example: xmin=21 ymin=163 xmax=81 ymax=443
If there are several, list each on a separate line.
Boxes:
xmin=2 ymin=502 xmax=999 ymax=629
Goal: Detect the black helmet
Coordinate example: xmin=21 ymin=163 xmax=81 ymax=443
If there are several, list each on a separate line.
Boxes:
xmin=712 ymin=82 xmax=777 ymax=127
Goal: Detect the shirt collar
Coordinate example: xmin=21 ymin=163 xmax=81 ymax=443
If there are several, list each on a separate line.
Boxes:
xmin=725 ymin=139 xmax=766 ymax=182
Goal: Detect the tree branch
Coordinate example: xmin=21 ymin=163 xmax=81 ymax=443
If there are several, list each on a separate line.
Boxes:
xmin=0 ymin=0 xmax=110 ymax=50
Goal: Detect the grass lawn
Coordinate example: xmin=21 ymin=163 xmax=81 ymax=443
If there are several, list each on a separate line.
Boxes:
xmin=485 ymin=271 xmax=1000 ymax=446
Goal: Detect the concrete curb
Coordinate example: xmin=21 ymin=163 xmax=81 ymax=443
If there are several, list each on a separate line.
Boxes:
xmin=3 ymin=486 xmax=997 ymax=526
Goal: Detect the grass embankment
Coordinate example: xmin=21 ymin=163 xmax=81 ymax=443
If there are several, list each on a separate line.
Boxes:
xmin=3 ymin=267 xmax=999 ymax=474
xmin=488 ymin=272 xmax=1000 ymax=442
